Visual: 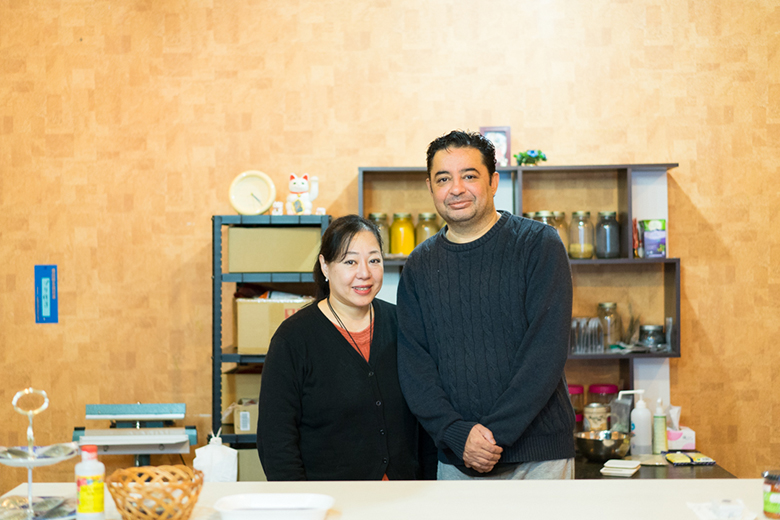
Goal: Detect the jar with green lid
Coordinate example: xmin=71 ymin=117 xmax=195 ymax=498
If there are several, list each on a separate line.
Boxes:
xmin=553 ymin=211 xmax=569 ymax=250
xmin=367 ymin=213 xmax=390 ymax=254
xmin=569 ymin=211 xmax=594 ymax=259
xmin=390 ymin=213 xmax=415 ymax=255
xmin=534 ymin=211 xmax=555 ymax=227
xmin=522 ymin=212 xmax=536 ymax=219
xmin=415 ymin=213 xmax=440 ymax=246
xmin=595 ymin=211 xmax=620 ymax=259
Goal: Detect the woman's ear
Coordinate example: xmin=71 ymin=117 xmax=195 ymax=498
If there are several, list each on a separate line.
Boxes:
xmin=319 ymin=254 xmax=329 ymax=281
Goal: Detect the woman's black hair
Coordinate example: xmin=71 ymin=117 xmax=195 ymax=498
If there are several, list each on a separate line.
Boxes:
xmin=313 ymin=215 xmax=383 ymax=300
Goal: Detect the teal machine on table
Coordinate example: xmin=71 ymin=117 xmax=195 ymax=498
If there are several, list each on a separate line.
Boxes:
xmin=72 ymin=403 xmax=197 ymax=466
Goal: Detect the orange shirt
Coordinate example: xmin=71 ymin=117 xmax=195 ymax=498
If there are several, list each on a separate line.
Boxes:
xmin=335 ymin=322 xmax=372 ymax=361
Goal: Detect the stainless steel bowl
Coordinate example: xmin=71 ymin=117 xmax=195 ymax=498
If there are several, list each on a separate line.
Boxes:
xmin=575 ymin=430 xmax=630 ymax=462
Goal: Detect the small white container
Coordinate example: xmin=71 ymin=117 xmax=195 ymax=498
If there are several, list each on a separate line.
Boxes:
xmin=214 ymin=493 xmax=335 ymax=520
xmin=75 ymin=445 xmax=105 ymax=520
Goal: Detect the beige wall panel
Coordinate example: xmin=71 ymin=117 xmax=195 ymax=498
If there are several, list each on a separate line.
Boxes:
xmin=1 ymin=0 xmax=779 ymax=490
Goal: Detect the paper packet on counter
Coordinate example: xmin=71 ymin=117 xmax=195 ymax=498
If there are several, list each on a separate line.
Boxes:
xmin=666 ymin=451 xmax=716 ymax=466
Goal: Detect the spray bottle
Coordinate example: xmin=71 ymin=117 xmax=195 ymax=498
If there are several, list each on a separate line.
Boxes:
xmin=76 ymin=445 xmax=105 ymax=520
xmin=653 ymin=398 xmax=668 ymax=455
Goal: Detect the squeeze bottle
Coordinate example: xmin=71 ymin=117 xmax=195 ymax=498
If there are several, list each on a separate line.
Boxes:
xmin=629 ymin=390 xmax=652 ymax=455
xmin=652 ymin=398 xmax=668 ymax=455
xmin=76 ymin=445 xmax=105 ymax=520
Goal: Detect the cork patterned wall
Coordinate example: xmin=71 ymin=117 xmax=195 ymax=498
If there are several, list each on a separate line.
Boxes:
xmin=1 ymin=0 xmax=779 ymax=490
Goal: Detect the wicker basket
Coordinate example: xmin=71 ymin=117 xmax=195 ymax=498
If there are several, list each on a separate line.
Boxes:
xmin=106 ymin=465 xmax=204 ymax=520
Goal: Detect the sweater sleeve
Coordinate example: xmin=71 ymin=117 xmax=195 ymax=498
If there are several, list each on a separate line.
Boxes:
xmin=480 ymin=228 xmax=573 ymax=447
xmin=256 ymin=330 xmax=307 ymax=481
xmin=396 ymin=259 xmax=477 ymax=461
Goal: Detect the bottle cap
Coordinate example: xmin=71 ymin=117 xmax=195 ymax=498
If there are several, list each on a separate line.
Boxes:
xmin=81 ymin=444 xmax=98 ymax=461
xmin=588 ymin=383 xmax=619 ymax=395
xmin=567 ymin=384 xmax=584 ymax=395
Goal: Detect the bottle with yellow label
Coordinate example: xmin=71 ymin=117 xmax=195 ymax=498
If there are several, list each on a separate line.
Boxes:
xmin=76 ymin=445 xmax=105 ymax=520
xmin=390 ymin=213 xmax=415 ymax=255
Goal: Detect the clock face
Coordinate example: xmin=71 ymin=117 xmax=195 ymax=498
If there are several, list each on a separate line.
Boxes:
xmin=229 ymin=170 xmax=276 ymax=215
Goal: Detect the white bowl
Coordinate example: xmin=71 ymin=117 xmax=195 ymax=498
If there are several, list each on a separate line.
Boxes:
xmin=213 ymin=493 xmax=335 ymax=520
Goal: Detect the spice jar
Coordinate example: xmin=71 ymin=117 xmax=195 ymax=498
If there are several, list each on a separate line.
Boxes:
xmin=568 ymin=384 xmax=584 ymax=415
xmin=568 ymin=211 xmax=594 ymax=259
xmin=534 ymin=211 xmax=555 ymax=227
xmin=763 ymin=469 xmax=780 ymax=519
xmin=415 ymin=213 xmax=440 ymax=246
xmin=597 ymin=302 xmax=622 ymax=347
xmin=553 ymin=211 xmax=569 ymax=250
xmin=368 ymin=213 xmax=390 ymax=254
xmin=596 ymin=211 xmax=620 ymax=258
xmin=390 ymin=213 xmax=415 ymax=255
xmin=583 ymin=403 xmax=608 ymax=431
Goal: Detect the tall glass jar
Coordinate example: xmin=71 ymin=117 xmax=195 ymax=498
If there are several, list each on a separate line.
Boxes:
xmin=568 ymin=211 xmax=594 ymax=259
xmin=595 ymin=211 xmax=620 ymax=259
xmin=390 ymin=213 xmax=415 ymax=255
xmin=597 ymin=302 xmax=623 ymax=348
xmin=534 ymin=211 xmax=555 ymax=227
xmin=368 ymin=213 xmax=390 ymax=254
xmin=553 ymin=211 xmax=569 ymax=250
xmin=415 ymin=213 xmax=440 ymax=246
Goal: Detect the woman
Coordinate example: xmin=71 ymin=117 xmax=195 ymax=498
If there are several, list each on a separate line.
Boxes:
xmin=256 ymin=215 xmax=422 ymax=480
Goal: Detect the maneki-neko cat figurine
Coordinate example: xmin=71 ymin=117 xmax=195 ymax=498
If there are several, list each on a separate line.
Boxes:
xmin=285 ymin=173 xmax=319 ymax=215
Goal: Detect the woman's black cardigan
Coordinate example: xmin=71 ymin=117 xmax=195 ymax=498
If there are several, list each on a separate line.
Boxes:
xmin=256 ymin=298 xmax=422 ymax=480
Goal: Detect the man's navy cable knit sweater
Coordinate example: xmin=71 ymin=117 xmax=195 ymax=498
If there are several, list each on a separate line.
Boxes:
xmin=397 ymin=211 xmax=575 ymax=471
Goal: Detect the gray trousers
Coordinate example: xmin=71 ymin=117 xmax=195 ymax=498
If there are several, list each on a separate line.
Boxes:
xmin=437 ymin=458 xmax=575 ymax=480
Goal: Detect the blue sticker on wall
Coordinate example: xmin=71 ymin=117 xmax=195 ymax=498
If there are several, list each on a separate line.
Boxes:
xmin=35 ymin=265 xmax=58 ymax=324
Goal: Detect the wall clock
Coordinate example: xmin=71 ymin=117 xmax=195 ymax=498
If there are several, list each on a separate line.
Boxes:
xmin=229 ymin=170 xmax=276 ymax=215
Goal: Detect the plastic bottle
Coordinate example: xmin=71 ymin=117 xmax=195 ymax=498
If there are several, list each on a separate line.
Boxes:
xmin=652 ymin=398 xmax=668 ymax=455
xmin=76 ymin=445 xmax=105 ymax=520
xmin=629 ymin=391 xmax=652 ymax=455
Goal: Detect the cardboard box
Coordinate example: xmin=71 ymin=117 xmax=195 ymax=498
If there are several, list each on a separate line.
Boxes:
xmin=228 ymin=226 xmax=321 ymax=273
xmin=221 ymin=371 xmax=262 ymax=423
xmin=233 ymin=398 xmax=258 ymax=434
xmin=234 ymin=298 xmax=312 ymax=355
xmin=237 ymin=449 xmax=267 ymax=481
xmin=667 ymin=426 xmax=696 ymax=450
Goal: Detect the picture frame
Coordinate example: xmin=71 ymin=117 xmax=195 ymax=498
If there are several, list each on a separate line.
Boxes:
xmin=480 ymin=126 xmax=511 ymax=168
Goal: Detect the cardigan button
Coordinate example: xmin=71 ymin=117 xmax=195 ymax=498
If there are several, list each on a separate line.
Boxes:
xmin=375 ymin=400 xmax=382 ymax=406
xmin=383 ymin=458 xmax=388 ymax=464
xmin=380 ymin=429 xmax=385 ymax=435
xmin=368 ymin=371 xmax=374 ymax=377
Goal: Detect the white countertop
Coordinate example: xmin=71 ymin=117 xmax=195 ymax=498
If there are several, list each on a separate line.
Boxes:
xmin=5 ymin=479 xmax=766 ymax=520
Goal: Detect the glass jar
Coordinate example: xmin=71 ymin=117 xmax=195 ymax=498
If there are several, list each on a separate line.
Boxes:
xmin=522 ymin=212 xmax=535 ymax=219
xmin=583 ymin=403 xmax=608 ymax=431
xmin=568 ymin=211 xmax=594 ymax=259
xmin=764 ymin=469 xmax=780 ymax=519
xmin=595 ymin=211 xmax=620 ymax=259
xmin=588 ymin=383 xmax=619 ymax=406
xmin=553 ymin=211 xmax=569 ymax=250
xmin=390 ymin=213 xmax=415 ymax=255
xmin=534 ymin=211 xmax=555 ymax=227
xmin=415 ymin=213 xmax=440 ymax=246
xmin=597 ymin=302 xmax=623 ymax=347
xmin=367 ymin=213 xmax=390 ymax=254
xmin=638 ymin=325 xmax=665 ymax=348
xmin=568 ymin=384 xmax=584 ymax=415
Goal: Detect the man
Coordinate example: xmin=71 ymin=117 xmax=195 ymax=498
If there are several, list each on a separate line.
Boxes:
xmin=396 ymin=130 xmax=575 ymax=480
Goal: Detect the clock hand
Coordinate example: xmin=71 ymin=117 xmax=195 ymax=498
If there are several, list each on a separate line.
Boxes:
xmin=251 ymin=192 xmax=263 ymax=205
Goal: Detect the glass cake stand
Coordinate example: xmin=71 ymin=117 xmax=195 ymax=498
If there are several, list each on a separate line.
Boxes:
xmin=0 ymin=389 xmax=79 ymax=520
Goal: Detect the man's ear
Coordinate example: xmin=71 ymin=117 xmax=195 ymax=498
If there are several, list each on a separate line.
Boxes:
xmin=426 ymin=176 xmax=432 ymax=193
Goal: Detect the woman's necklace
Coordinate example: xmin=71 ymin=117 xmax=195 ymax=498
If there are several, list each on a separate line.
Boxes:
xmin=327 ymin=296 xmax=373 ymax=355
